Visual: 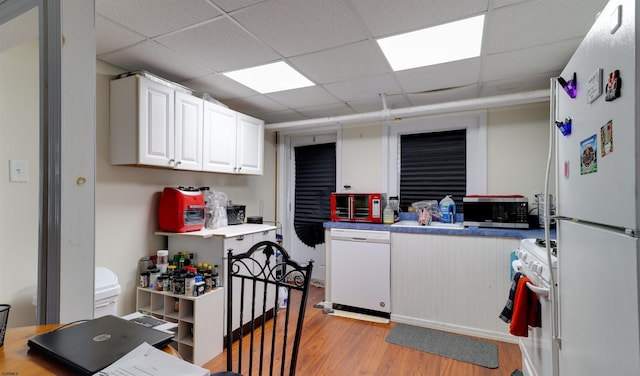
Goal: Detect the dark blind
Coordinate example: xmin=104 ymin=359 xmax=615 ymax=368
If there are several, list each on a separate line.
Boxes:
xmin=399 ymin=129 xmax=466 ymax=212
xmin=294 ymin=143 xmax=336 ymax=247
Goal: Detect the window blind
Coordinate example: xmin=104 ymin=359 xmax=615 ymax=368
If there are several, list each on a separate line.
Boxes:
xmin=399 ymin=129 xmax=466 ymax=212
xmin=294 ymin=143 xmax=336 ymax=247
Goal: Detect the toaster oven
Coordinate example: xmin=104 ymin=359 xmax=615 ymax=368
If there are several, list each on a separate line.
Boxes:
xmin=330 ymin=193 xmax=384 ymax=223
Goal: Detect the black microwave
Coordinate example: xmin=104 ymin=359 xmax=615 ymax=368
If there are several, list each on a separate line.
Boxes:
xmin=462 ymin=195 xmax=529 ymax=229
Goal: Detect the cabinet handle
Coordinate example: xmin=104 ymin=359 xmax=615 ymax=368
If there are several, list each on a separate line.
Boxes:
xmin=175 ymin=160 xmax=182 ymax=165
xmin=236 ymin=235 xmax=245 ymax=241
xmin=168 ymin=159 xmax=175 ymax=165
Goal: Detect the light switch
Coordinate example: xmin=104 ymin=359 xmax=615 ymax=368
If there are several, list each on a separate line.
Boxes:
xmin=9 ymin=159 xmax=28 ymax=182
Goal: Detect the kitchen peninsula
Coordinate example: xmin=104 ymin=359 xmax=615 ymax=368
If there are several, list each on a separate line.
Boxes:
xmin=324 ymin=215 xmax=552 ymax=343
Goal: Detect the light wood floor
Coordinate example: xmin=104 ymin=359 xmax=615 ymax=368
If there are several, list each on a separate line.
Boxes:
xmin=203 ymin=286 xmax=522 ymax=376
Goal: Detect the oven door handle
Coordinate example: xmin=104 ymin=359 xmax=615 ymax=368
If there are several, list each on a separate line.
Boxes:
xmin=525 ymin=281 xmax=550 ymax=298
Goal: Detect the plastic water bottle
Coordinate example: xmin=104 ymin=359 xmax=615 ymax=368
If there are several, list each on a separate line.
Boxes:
xmin=383 ymin=202 xmax=394 ymax=224
xmin=278 ymin=286 xmax=288 ymax=309
xmin=439 ymin=195 xmax=456 ymax=223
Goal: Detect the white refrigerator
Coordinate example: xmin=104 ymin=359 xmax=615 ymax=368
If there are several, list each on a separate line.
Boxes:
xmin=550 ymin=0 xmax=640 ymax=374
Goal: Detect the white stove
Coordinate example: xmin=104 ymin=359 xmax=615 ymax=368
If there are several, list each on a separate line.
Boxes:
xmin=515 ymin=238 xmax=558 ymax=376
xmin=516 ymin=238 xmax=557 ymax=290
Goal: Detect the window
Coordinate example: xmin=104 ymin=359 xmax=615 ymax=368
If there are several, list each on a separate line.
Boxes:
xmin=399 ymin=129 xmax=466 ymax=212
xmin=387 ymin=112 xmax=487 ymax=211
xmin=293 ymin=143 xmax=336 ymax=247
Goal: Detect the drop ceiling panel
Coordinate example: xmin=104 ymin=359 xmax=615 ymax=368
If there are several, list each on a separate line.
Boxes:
xmin=296 ymin=102 xmax=357 ymax=119
xmin=95 ymin=0 xmax=221 ymax=38
xmin=95 ymin=15 xmax=146 ymax=56
xmin=157 ymin=18 xmax=280 ymax=72
xmin=232 ymin=0 xmax=367 ymax=57
xmin=266 ymin=86 xmax=340 ymax=108
xmin=347 ymin=95 xmax=412 ymax=113
xmin=224 ymin=94 xmax=289 ymax=114
xmin=395 ymin=58 xmax=481 ymax=94
xmin=324 ymin=74 xmax=402 ymax=102
xmin=350 ymin=0 xmax=488 ymax=37
xmin=180 ymin=73 xmax=258 ymax=100
xmin=483 ymin=38 xmax=581 ymax=82
xmin=485 ymin=0 xmax=607 ymax=54
xmin=481 ymin=74 xmax=553 ymax=97
xmin=211 ymin=0 xmax=265 ymax=13
xmin=253 ymin=109 xmax=309 ymax=124
xmin=407 ymin=84 xmax=479 ymax=107
xmin=99 ymin=40 xmax=213 ymax=83
xmin=289 ymin=41 xmax=390 ymax=84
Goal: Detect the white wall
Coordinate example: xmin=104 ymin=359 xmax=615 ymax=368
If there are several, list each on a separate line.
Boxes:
xmin=487 ymin=102 xmax=555 ymax=206
xmin=0 ymin=38 xmax=39 ymax=327
xmin=339 ymin=122 xmax=384 ymax=192
xmin=59 ymin=0 xmax=96 ymax=323
xmin=337 ymin=102 xmax=552 ymax=199
xmin=95 ymin=61 xmax=278 ymax=315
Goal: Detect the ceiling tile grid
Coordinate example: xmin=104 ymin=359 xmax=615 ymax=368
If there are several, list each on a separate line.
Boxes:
xmin=94 ymin=0 xmax=610 ymax=124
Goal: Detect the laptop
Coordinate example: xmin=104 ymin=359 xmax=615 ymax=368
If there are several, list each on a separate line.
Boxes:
xmin=28 ymin=315 xmax=175 ymax=375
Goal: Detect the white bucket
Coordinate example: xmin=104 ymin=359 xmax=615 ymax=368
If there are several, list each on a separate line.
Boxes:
xmin=94 ymin=267 xmax=121 ymax=318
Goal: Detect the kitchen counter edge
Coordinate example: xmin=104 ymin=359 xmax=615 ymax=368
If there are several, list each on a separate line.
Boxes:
xmin=156 ymin=223 xmax=277 ymax=239
xmin=323 ymin=221 xmax=552 ymax=239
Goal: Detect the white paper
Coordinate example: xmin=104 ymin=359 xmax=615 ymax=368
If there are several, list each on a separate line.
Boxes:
xmin=121 ymin=312 xmax=178 ymax=334
xmin=94 ymin=342 xmax=209 ymax=376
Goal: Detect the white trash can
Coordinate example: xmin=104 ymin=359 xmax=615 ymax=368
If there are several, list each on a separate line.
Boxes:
xmin=94 ymin=267 xmax=121 ymax=318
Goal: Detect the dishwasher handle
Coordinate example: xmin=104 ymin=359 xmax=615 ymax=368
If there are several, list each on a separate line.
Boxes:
xmin=332 ymin=237 xmax=390 ymax=244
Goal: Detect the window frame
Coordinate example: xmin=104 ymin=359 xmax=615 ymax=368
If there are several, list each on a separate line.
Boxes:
xmin=385 ymin=111 xmax=487 ymax=198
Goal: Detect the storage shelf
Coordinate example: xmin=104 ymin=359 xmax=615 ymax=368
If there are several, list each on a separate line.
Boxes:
xmin=136 ymin=287 xmax=223 ymax=365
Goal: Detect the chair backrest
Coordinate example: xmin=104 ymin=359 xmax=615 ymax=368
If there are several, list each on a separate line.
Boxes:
xmin=225 ymin=241 xmax=314 ymax=376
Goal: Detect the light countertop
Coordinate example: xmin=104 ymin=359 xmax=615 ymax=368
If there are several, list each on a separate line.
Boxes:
xmin=156 ymin=223 xmax=277 ymax=239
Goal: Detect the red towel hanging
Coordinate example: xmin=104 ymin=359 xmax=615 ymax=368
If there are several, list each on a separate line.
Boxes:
xmin=510 ymin=276 xmax=540 ymax=337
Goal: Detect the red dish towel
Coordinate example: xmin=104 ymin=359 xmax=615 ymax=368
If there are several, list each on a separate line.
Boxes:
xmin=510 ymin=276 xmax=540 ymax=337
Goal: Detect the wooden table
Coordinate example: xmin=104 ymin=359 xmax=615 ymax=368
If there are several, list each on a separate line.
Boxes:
xmin=0 ymin=324 xmax=181 ymax=375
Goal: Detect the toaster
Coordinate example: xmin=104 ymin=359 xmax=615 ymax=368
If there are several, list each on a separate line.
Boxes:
xmin=226 ymin=204 xmax=246 ymax=225
xmin=158 ymin=187 xmax=205 ymax=232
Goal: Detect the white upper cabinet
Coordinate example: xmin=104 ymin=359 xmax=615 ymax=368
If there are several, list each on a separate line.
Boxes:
xmin=236 ymin=113 xmax=264 ymax=175
xmin=203 ymin=102 xmax=237 ymax=174
xmin=203 ymin=101 xmax=264 ymax=175
xmin=174 ymin=91 xmax=203 ymax=170
xmin=111 ymin=75 xmax=176 ymax=167
xmin=110 ymin=74 xmax=263 ymax=175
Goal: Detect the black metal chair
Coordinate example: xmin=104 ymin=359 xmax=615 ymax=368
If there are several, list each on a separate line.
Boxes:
xmin=212 ymin=241 xmax=314 ymax=376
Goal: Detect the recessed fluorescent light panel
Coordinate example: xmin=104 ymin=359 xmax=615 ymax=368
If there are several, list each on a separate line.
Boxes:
xmin=377 ymin=14 xmax=485 ymax=71
xmin=223 ymin=61 xmax=314 ymax=94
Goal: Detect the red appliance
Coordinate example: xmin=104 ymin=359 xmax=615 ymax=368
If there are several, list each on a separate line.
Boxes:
xmin=330 ymin=193 xmax=384 ymax=223
xmin=158 ymin=187 xmax=205 ymax=232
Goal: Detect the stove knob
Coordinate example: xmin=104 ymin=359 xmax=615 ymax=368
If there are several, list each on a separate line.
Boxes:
xmin=519 ymin=251 xmax=528 ymax=261
xmin=533 ymin=262 xmax=542 ymax=274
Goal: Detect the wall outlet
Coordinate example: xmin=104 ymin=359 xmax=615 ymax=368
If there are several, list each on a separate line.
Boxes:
xmin=9 ymin=159 xmax=28 ymax=182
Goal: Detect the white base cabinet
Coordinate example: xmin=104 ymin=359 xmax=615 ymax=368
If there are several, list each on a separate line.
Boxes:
xmin=390 ymin=233 xmax=519 ymax=343
xmin=159 ymin=226 xmax=277 ymax=345
xmin=136 ymin=287 xmax=224 ymax=365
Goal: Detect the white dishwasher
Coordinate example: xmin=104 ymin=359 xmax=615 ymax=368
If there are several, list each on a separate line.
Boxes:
xmin=330 ymin=228 xmax=390 ymax=318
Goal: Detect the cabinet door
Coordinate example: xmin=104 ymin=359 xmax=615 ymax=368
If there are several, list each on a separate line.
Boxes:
xmin=236 ymin=113 xmax=264 ymax=175
xmin=174 ymin=92 xmax=203 ymax=170
xmin=138 ymin=78 xmax=175 ymax=167
xmin=203 ymin=102 xmax=237 ymax=173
